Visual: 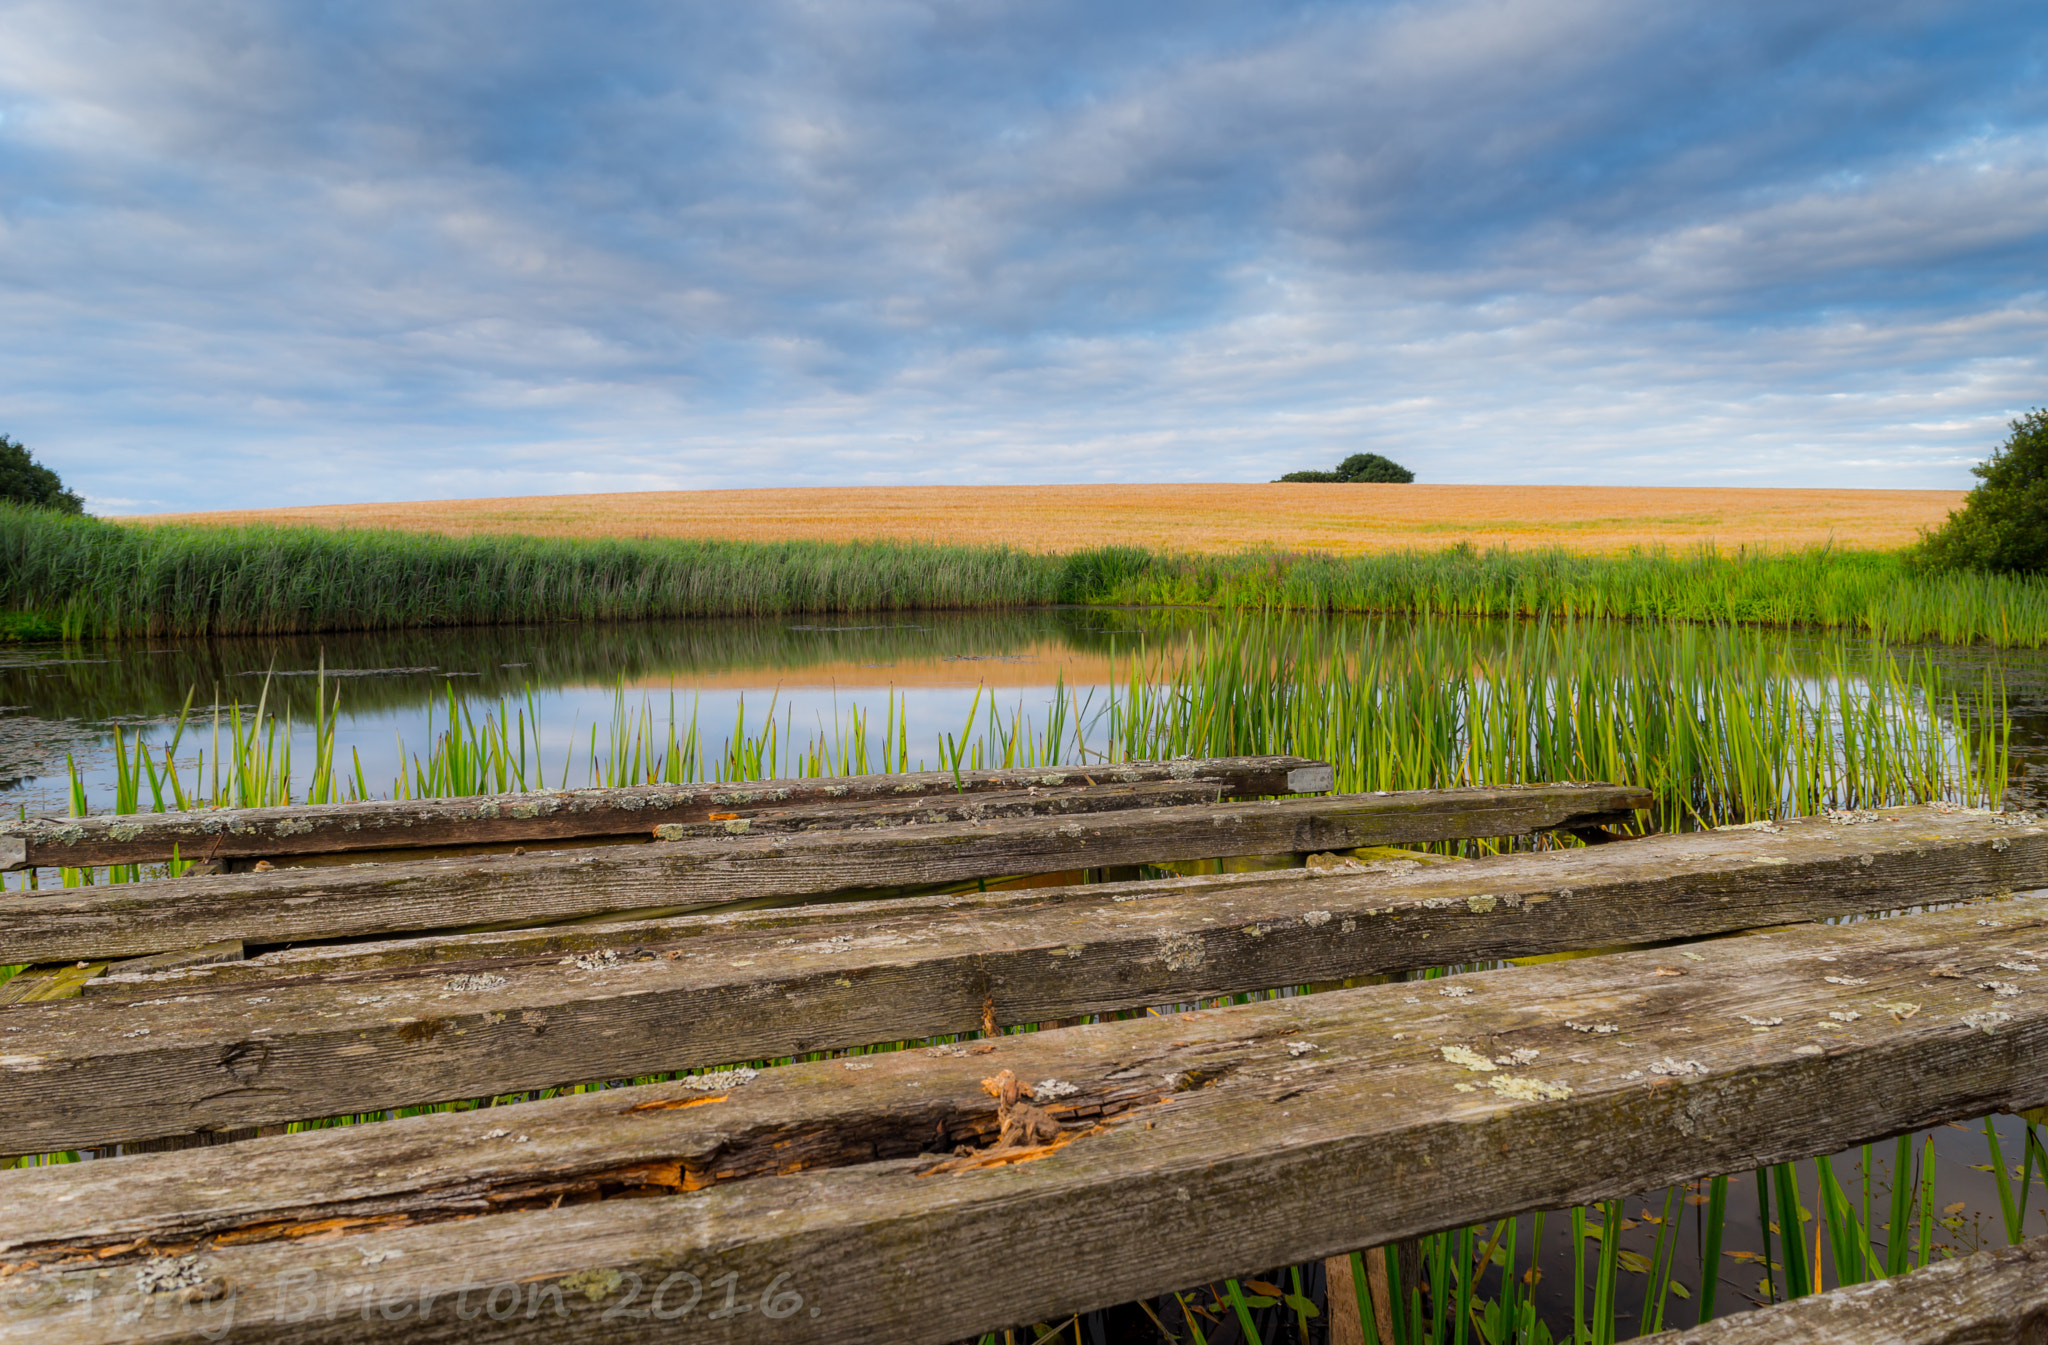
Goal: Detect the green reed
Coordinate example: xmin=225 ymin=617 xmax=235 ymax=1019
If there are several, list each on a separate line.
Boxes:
xmin=1092 ymin=544 xmax=2048 ymax=648
xmin=8 ymin=503 xmax=2048 ymax=645
xmin=0 ymin=504 xmax=1066 ymax=638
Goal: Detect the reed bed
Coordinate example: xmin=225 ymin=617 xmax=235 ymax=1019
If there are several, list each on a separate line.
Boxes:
xmin=8 ymin=504 xmax=2048 ymax=646
xmin=0 ymin=505 xmax=1064 ymax=638
xmin=1095 ymin=545 xmax=2048 ymax=649
xmin=0 ymin=616 xmax=2030 ymax=1341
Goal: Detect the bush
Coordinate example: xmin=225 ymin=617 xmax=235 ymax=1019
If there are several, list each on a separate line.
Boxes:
xmin=0 ymin=435 xmax=84 ymax=513
xmin=1275 ymin=453 xmax=1415 ymax=484
xmin=1335 ymin=452 xmax=1415 ymax=483
xmin=1912 ymin=409 xmax=2048 ymax=575
xmin=0 ymin=610 xmax=62 ymax=642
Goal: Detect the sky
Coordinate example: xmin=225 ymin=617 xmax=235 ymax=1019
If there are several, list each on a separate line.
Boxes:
xmin=0 ymin=1 xmax=2044 ymax=513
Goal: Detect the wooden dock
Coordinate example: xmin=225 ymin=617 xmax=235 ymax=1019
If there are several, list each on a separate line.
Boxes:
xmin=1 ymin=759 xmax=2044 ymax=1342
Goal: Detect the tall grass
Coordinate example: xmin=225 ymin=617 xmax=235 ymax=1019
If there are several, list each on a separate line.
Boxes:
xmin=0 ymin=505 xmax=1067 ymax=637
xmin=7 ymin=505 xmax=2048 ymax=644
xmin=1090 ymin=544 xmax=2048 ymax=648
xmin=14 ymin=616 xmax=2005 ymax=847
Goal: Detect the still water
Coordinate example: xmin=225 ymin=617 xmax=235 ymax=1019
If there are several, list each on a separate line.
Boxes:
xmin=4 ymin=607 xmax=2046 ymax=817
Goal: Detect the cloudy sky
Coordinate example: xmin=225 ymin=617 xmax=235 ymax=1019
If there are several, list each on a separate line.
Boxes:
xmin=1 ymin=1 xmax=2043 ymax=513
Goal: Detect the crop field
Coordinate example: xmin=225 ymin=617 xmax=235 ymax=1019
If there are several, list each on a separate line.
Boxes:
xmin=142 ymin=483 xmax=1966 ymax=555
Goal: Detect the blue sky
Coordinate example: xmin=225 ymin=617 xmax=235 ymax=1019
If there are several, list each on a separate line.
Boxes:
xmin=1 ymin=1 xmax=2043 ymax=513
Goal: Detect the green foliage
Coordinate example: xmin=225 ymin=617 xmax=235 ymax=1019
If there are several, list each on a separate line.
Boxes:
xmin=0 ymin=505 xmax=1062 ymax=637
xmin=1276 ymin=451 xmax=1415 ymax=483
xmin=5 ymin=505 xmax=2048 ymax=645
xmin=0 ymin=611 xmax=62 ymax=642
xmin=1091 ymin=543 xmax=2048 ymax=648
xmin=1336 ymin=451 xmax=1415 ymax=483
xmin=0 ymin=435 xmax=83 ymax=514
xmin=1913 ymin=409 xmax=2048 ymax=575
xmin=1055 ymin=544 xmax=1154 ymax=601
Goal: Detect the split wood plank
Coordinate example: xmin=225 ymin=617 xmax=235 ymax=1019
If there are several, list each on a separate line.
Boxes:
xmin=0 ymin=783 xmax=1651 ymax=963
xmin=0 ymin=755 xmax=1336 ymax=870
xmin=1661 ymin=1234 xmax=2048 ymax=1343
xmin=643 ymin=778 xmax=1228 ymax=839
xmin=4 ymin=805 xmax=2039 ymax=1154
xmin=5 ymin=900 xmax=2048 ymax=1344
xmin=0 ymin=963 xmax=105 ymax=1007
xmin=169 ymin=779 xmax=1243 ymax=875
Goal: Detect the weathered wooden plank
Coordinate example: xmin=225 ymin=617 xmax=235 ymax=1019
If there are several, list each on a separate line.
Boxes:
xmin=0 ymin=784 xmax=1652 ymax=963
xmin=0 ymin=756 xmax=1337 ymax=870
xmin=76 ymin=845 xmax=1465 ymax=990
xmin=1660 ymin=1234 xmax=2048 ymax=1343
xmin=5 ymin=805 xmax=2039 ymax=1154
xmin=644 ymin=778 xmax=1230 ymax=839
xmin=0 ymin=963 xmax=105 ymax=1006
xmin=170 ymin=780 xmax=1241 ymax=874
xmin=5 ymin=899 xmax=2048 ymax=1344
xmin=103 ymin=943 xmax=246 ymax=978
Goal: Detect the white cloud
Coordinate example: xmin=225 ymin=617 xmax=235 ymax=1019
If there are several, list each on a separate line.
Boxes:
xmin=0 ymin=0 xmax=2040 ymax=510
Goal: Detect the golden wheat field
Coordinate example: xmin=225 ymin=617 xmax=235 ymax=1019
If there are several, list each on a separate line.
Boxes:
xmin=144 ymin=483 xmax=1964 ymax=555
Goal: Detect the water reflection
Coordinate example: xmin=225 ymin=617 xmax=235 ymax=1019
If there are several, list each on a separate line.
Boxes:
xmin=3 ymin=608 xmax=2044 ymax=816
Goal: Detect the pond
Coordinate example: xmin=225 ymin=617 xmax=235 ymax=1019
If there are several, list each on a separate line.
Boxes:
xmin=4 ymin=608 xmax=2046 ymax=819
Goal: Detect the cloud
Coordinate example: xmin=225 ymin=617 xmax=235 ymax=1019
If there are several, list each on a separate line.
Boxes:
xmin=0 ymin=0 xmax=2042 ymax=510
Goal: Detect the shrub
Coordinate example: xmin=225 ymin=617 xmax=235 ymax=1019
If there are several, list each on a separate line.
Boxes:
xmin=0 ymin=435 xmax=84 ymax=514
xmin=1912 ymin=409 xmax=2048 ymax=575
xmin=0 ymin=610 xmax=62 ymax=642
xmin=1275 ymin=453 xmax=1415 ymax=484
xmin=1335 ymin=452 xmax=1415 ymax=483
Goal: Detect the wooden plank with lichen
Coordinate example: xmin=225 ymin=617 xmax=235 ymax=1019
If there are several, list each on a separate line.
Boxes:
xmin=4 ymin=898 xmax=2048 ymax=1344
xmin=0 ymin=755 xmax=1337 ymax=870
xmin=0 ymin=784 xmax=1651 ymax=963
xmin=0 ymin=962 xmax=105 ymax=1006
xmin=3 ymin=805 xmax=2039 ymax=1155
xmin=1661 ymin=1235 xmax=2048 ymax=1343
xmin=164 ymin=780 xmax=1244 ymax=875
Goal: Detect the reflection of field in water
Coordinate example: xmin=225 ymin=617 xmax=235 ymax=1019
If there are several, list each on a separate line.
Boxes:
xmin=3 ymin=606 xmax=2044 ymax=818
xmin=0 ymin=609 xmax=1199 ymax=814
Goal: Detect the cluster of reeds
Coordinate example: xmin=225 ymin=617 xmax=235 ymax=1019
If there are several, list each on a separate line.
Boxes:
xmin=0 ymin=504 xmax=1064 ymax=637
xmin=1092 ymin=545 xmax=2048 ymax=648
xmin=8 ymin=503 xmax=2048 ymax=644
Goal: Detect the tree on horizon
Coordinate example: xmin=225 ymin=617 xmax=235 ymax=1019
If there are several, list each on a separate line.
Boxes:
xmin=1276 ymin=452 xmax=1415 ymax=484
xmin=0 ymin=435 xmax=85 ymax=514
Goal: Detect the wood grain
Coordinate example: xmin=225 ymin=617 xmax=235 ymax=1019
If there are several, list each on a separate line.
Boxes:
xmin=3 ymin=805 xmax=2038 ymax=1155
xmin=0 ymin=784 xmax=1650 ymax=962
xmin=0 ymin=755 xmax=1335 ymax=870
xmin=1662 ymin=1235 xmax=2048 ymax=1343
xmin=4 ymin=898 xmax=2047 ymax=1343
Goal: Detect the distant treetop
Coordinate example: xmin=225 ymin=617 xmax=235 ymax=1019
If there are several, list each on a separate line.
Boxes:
xmin=1275 ymin=452 xmax=1415 ymax=484
xmin=0 ymin=435 xmax=84 ymax=514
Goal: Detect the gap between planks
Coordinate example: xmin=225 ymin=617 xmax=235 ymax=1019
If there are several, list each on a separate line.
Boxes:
xmin=0 ymin=784 xmax=1651 ymax=963
xmin=1 ymin=805 xmax=2039 ymax=1155
xmin=0 ymin=756 xmax=1339 ymax=870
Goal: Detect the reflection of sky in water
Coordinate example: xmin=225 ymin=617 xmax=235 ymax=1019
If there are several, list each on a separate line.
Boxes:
xmin=5 ymin=609 xmax=2045 ymax=817
xmin=0 ymin=609 xmax=1163 ymax=814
